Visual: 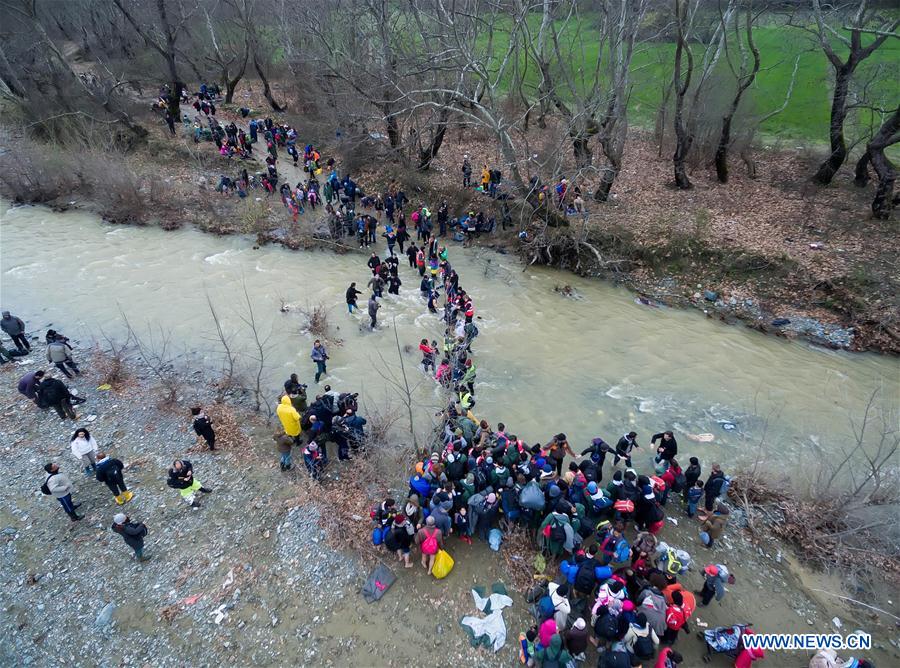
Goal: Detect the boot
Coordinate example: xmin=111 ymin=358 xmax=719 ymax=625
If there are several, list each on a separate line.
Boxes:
xmin=122 ymin=490 xmax=133 ymax=503
xmin=69 ymin=512 xmax=83 ymax=521
xmin=280 ymin=463 xmax=285 ymax=471
xmin=138 ymin=554 xmax=152 ymax=562
xmin=83 ymin=467 xmax=92 ymax=477
xmin=114 ymin=494 xmax=125 ymax=505
xmin=199 ymin=487 xmax=212 ymax=494
xmin=190 ymin=499 xmax=202 ymax=508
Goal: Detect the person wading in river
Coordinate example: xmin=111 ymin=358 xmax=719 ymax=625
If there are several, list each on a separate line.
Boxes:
xmin=367 ymin=294 xmax=380 ymax=330
xmin=346 ymin=282 xmax=362 ymax=314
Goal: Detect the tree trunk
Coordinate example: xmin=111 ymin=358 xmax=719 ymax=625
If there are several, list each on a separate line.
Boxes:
xmin=253 ymin=53 xmax=283 ymax=111
xmin=224 ymin=58 xmax=247 ymax=104
xmin=673 ymin=114 xmax=693 ymax=189
xmin=867 ymin=107 xmax=900 ymax=220
xmin=715 ymin=114 xmax=733 ymax=183
xmin=741 ymin=148 xmax=757 ymax=179
xmin=594 ymin=159 xmax=619 ymax=202
xmin=813 ymin=63 xmax=852 ymax=185
xmin=573 ymin=135 xmax=593 ymax=169
xmin=854 ymin=150 xmax=871 ymax=187
xmin=385 ymin=112 xmax=400 ymax=150
xmin=417 ymin=106 xmax=450 ymax=171
xmin=671 ymin=0 xmax=693 ymax=190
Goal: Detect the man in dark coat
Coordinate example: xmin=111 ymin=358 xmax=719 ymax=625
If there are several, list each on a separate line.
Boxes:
xmin=36 ymin=375 xmax=77 ymax=419
xmin=112 ymin=513 xmax=150 ymax=561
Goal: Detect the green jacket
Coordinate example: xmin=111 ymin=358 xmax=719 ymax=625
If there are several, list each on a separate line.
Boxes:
xmin=458 ymin=478 xmax=475 ymax=503
xmin=461 ymin=364 xmax=476 ymax=384
xmin=539 ymin=512 xmax=571 ymax=556
xmin=535 ymin=634 xmax=573 ymax=665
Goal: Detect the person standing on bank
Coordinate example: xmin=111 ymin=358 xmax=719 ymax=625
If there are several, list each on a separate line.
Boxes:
xmin=111 ymin=513 xmax=150 ymax=561
xmin=47 ymin=336 xmax=80 ymax=378
xmin=95 ymin=452 xmax=132 ymax=505
xmin=42 ymin=463 xmax=83 ymax=521
xmin=191 ymin=406 xmax=216 ymax=450
xmin=167 ymin=459 xmax=212 ymax=508
xmin=70 ymin=427 xmax=98 ymax=476
xmin=1 ymin=310 xmax=30 ymax=352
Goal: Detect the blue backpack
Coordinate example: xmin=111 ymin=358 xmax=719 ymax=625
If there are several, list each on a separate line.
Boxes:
xmin=719 ymin=475 xmax=732 ymax=500
xmin=372 ymin=526 xmax=387 ymax=546
xmin=614 ymin=538 xmax=630 ymax=563
xmin=538 ymin=595 xmax=557 ymax=621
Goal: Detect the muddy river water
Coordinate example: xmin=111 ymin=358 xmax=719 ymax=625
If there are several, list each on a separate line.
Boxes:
xmin=2 ymin=201 xmax=899 ymax=666
xmin=1 ymin=201 xmax=897 ymax=478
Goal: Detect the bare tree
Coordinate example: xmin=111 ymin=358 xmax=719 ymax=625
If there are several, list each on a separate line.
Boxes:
xmin=671 ymin=0 xmax=695 ymax=189
xmin=299 ymin=0 xmax=454 ymax=167
xmin=807 ymin=0 xmax=899 ymax=185
xmin=854 ymin=106 xmax=900 ymax=219
xmin=0 ymin=0 xmax=148 ymax=142
xmin=203 ymin=1 xmax=249 ymax=103
xmin=121 ymin=310 xmax=181 ymax=404
xmin=671 ymin=0 xmax=737 ymax=189
xmin=111 ymin=0 xmax=197 ymax=118
xmin=370 ymin=317 xmax=429 ymax=449
xmin=205 ymin=292 xmax=239 ymax=400
xmin=236 ymin=278 xmax=274 ymax=414
xmin=521 ymin=0 xmax=649 ymax=200
xmin=714 ymin=0 xmax=762 ymax=183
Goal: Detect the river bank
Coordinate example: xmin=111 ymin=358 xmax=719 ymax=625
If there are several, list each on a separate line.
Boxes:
xmin=1 ymin=351 xmax=897 ymax=668
xmin=2 ymin=103 xmax=898 ymax=355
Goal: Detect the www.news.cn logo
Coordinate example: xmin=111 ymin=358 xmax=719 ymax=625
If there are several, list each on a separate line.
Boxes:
xmin=742 ymin=632 xmax=873 ymax=651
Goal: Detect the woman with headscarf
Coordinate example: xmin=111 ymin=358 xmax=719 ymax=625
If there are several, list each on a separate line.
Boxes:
xmin=564 ymin=617 xmax=590 ymax=659
xmin=404 ymin=494 xmax=424 ymax=529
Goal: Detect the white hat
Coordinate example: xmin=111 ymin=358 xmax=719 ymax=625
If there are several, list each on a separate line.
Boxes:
xmin=113 ymin=513 xmax=127 ymax=524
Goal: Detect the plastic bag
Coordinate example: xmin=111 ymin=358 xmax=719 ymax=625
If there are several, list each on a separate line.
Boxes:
xmin=432 ymin=549 xmax=454 ymax=579
xmin=518 ymin=479 xmax=545 ymax=511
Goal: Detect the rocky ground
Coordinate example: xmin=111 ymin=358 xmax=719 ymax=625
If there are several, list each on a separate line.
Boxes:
xmin=1 ymin=352 xmax=898 ymax=667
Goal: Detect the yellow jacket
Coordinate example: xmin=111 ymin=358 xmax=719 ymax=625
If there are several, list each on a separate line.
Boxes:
xmin=276 ymin=395 xmax=301 ymax=436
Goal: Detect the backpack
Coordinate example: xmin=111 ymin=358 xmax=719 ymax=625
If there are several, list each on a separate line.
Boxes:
xmin=421 ymin=528 xmax=439 ymax=555
xmin=538 ymin=595 xmax=557 ymax=620
xmin=549 ymin=519 xmax=566 ymax=544
xmin=633 ymin=632 xmax=655 ymax=659
xmin=40 ymin=474 xmax=54 ymax=495
xmin=595 ymin=613 xmax=619 ymax=640
xmin=574 ymin=559 xmax=597 ymax=593
xmin=541 ymin=655 xmax=561 ymax=668
xmin=719 ymin=475 xmax=732 ymax=499
xmin=472 ymin=467 xmax=488 ymax=490
xmin=670 ymin=471 xmax=686 ymax=493
xmin=614 ymin=538 xmax=631 ymax=563
xmin=372 ymin=526 xmax=387 ymax=546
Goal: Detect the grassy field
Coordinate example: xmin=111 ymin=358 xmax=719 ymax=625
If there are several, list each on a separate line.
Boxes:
xmin=485 ymin=15 xmax=899 ymax=144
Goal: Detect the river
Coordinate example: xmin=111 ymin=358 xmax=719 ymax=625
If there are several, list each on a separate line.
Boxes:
xmin=1 ymin=201 xmax=897 ymax=480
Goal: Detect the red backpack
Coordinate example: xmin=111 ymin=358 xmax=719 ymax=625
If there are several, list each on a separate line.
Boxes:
xmin=421 ymin=528 xmax=439 ymax=555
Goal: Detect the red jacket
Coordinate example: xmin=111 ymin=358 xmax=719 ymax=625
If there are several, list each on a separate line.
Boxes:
xmin=665 ymin=600 xmax=694 ymax=630
xmin=661 ymin=465 xmax=683 ymax=489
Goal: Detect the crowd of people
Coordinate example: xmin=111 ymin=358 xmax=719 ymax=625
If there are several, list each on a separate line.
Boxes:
xmin=0 ymin=84 xmax=880 ymax=667
xmin=337 ymin=219 xmax=743 ymax=667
